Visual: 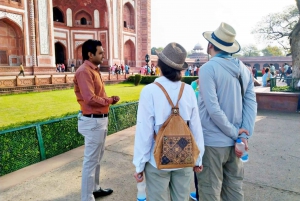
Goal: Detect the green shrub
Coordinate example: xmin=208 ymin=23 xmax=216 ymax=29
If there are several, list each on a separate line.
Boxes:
xmin=257 ymin=71 xmax=262 ymax=77
xmin=128 ymin=75 xmax=198 ymax=85
xmin=134 ymin=74 xmax=142 ymax=86
xmin=0 ymin=102 xmax=138 ymax=176
xmin=272 ymin=86 xmax=293 ymax=92
xmin=0 ymin=127 xmax=40 ymax=176
xmin=181 ymin=76 xmax=198 ymax=84
xmin=141 ymin=76 xmax=158 ymax=84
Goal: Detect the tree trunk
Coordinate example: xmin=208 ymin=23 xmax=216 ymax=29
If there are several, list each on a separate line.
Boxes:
xmin=291 ymin=22 xmax=300 ymax=78
xmin=290 ymin=0 xmax=300 ymax=78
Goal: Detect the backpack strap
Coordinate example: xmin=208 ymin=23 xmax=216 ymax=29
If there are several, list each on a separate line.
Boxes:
xmin=154 ymin=82 xmax=185 ymax=108
xmin=175 ymin=82 xmax=185 ymax=107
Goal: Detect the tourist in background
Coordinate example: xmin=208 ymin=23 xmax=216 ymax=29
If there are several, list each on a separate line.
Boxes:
xmin=252 ymin=67 xmax=257 ymax=79
xmin=193 ymin=65 xmax=198 ymax=76
xmin=74 ymin=39 xmax=120 ymax=201
xmin=61 ymin=63 xmax=65 ymax=72
xmin=71 ymin=62 xmax=75 ymax=73
xmin=133 ymin=42 xmax=204 ymax=201
xmin=262 ymin=68 xmax=272 ymax=87
xmin=196 ymin=22 xmax=257 ymax=201
xmin=18 ymin=63 xmax=25 ymax=77
xmin=270 ymin=63 xmax=276 ymax=76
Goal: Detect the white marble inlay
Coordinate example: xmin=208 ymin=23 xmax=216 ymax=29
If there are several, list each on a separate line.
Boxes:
xmin=75 ymin=34 xmax=94 ymax=40
xmin=0 ymin=11 xmax=23 ymax=29
xmin=54 ymin=39 xmax=67 ymax=47
xmin=38 ymin=0 xmax=49 ymax=54
xmin=54 ymin=31 xmax=67 ymax=38
xmin=94 ymin=9 xmax=100 ymax=28
xmin=67 ymin=8 xmax=72 ymax=27
xmin=113 ymin=0 xmax=118 ymax=58
xmin=75 ymin=41 xmax=84 ymax=48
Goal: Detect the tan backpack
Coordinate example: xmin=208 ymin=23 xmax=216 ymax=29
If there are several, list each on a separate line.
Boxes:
xmin=153 ymin=82 xmax=200 ymax=169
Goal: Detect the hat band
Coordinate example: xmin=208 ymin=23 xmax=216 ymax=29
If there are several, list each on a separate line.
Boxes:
xmin=211 ymin=33 xmax=234 ymax=47
xmin=159 ymin=52 xmax=184 ymax=69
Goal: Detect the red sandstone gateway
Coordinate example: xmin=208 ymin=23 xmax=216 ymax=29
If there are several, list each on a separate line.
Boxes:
xmin=0 ymin=0 xmax=151 ymax=76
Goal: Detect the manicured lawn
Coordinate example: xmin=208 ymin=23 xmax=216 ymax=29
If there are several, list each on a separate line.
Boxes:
xmin=0 ymin=83 xmax=145 ymax=129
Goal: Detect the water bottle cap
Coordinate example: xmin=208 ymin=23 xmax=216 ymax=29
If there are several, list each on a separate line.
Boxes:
xmin=236 ymin=138 xmax=242 ymax=143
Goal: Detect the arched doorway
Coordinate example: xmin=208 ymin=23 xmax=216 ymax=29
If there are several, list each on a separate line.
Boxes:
xmin=53 ymin=7 xmax=64 ymax=22
xmin=55 ymin=42 xmax=66 ymax=65
xmin=123 ymin=3 xmax=135 ymax=29
xmin=254 ymin=63 xmax=260 ymax=70
xmin=0 ymin=18 xmax=24 ymax=66
xmin=124 ymin=40 xmax=135 ymax=66
xmin=76 ymin=45 xmax=83 ymax=66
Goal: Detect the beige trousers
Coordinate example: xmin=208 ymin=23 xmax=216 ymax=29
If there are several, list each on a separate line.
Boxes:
xmin=78 ymin=116 xmax=108 ymax=201
xmin=144 ymin=163 xmax=192 ymax=201
xmin=196 ymin=146 xmax=244 ymax=201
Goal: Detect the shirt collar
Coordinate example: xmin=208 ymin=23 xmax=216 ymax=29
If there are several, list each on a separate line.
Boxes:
xmin=84 ymin=60 xmax=98 ymax=70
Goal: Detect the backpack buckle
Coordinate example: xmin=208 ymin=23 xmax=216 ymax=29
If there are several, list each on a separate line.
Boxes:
xmin=172 ymin=108 xmax=179 ymax=114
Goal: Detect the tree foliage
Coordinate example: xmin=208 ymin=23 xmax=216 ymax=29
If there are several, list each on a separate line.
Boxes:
xmin=261 ymin=45 xmax=284 ymax=56
xmin=241 ymin=45 xmax=261 ymax=57
xmin=151 ymin=47 xmax=164 ymax=55
xmin=252 ymin=5 xmax=299 ymax=52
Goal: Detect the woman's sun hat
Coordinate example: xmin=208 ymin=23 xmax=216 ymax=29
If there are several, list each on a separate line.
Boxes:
xmin=156 ymin=42 xmax=188 ymax=70
xmin=203 ymin=22 xmax=241 ymax=54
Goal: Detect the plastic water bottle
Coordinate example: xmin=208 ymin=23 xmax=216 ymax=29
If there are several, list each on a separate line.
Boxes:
xmin=236 ymin=138 xmax=249 ymax=162
xmin=77 ymin=110 xmax=82 ymax=118
xmin=137 ymin=178 xmax=146 ymax=201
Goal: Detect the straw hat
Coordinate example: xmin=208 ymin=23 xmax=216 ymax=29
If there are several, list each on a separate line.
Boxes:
xmin=203 ymin=22 xmax=241 ymax=53
xmin=156 ymin=42 xmax=188 ymax=70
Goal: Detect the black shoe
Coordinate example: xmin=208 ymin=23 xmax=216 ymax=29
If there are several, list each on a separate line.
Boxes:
xmin=93 ymin=188 xmax=113 ymax=198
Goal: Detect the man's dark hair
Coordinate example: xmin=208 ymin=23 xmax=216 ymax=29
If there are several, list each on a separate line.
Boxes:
xmin=265 ymin=68 xmax=269 ymax=73
xmin=82 ymin=39 xmax=102 ymax=61
xmin=157 ymin=59 xmax=182 ymax=82
xmin=270 ymin=63 xmax=273 ymax=65
xmin=209 ymin=42 xmax=222 ymax=52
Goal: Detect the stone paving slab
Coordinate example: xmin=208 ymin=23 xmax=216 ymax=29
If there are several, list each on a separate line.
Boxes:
xmin=0 ymin=111 xmax=300 ymax=201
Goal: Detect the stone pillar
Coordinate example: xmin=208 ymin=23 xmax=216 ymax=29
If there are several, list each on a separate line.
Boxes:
xmin=29 ymin=0 xmax=37 ymax=67
xmin=34 ymin=75 xmax=38 ymax=85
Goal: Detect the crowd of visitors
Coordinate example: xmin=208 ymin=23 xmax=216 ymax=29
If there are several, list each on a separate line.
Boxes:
xmin=110 ymin=63 xmax=130 ymax=74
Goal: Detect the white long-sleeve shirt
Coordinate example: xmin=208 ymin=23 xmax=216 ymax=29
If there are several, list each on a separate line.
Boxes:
xmin=133 ymin=76 xmax=205 ymax=173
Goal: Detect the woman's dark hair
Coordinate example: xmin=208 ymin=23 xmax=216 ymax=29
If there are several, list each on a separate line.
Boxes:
xmin=265 ymin=68 xmax=269 ymax=73
xmin=157 ymin=59 xmax=182 ymax=82
xmin=82 ymin=39 xmax=102 ymax=61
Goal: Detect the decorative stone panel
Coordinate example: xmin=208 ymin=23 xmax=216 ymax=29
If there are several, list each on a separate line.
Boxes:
xmin=75 ymin=41 xmax=84 ymax=48
xmin=19 ymin=78 xmax=34 ymax=86
xmin=37 ymin=55 xmax=53 ymax=67
xmin=9 ymin=55 xmax=23 ymax=66
xmin=54 ymin=39 xmax=67 ymax=47
xmin=0 ymin=11 xmax=23 ymax=29
xmin=38 ymin=0 xmax=49 ymax=54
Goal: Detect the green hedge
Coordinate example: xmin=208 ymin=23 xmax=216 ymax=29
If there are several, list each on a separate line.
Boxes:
xmin=127 ymin=75 xmax=198 ymax=85
xmin=0 ymin=102 xmax=138 ymax=176
xmin=257 ymin=71 xmax=262 ymax=77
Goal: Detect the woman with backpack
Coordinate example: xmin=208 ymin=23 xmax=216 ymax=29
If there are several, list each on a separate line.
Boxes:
xmin=133 ymin=42 xmax=205 ymax=201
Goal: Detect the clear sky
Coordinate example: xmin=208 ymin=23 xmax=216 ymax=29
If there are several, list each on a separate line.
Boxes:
xmin=151 ymin=0 xmax=296 ymax=52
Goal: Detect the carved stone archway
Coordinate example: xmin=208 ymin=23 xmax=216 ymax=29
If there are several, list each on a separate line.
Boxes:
xmin=124 ymin=39 xmax=135 ymax=66
xmin=0 ymin=17 xmax=24 ymax=66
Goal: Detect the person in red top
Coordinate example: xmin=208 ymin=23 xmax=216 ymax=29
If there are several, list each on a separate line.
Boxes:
xmin=74 ymin=39 xmax=120 ymax=201
xmin=120 ymin=64 xmax=124 ymax=74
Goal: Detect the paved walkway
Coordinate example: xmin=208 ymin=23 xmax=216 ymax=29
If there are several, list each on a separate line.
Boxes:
xmin=1 ymin=110 xmax=300 ymax=201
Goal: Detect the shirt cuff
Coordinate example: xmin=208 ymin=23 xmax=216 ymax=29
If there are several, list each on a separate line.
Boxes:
xmin=238 ymin=133 xmax=249 ymax=139
xmin=135 ymin=164 xmax=146 ymax=173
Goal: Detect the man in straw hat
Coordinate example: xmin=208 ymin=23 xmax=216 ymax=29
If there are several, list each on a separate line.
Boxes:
xmin=133 ymin=42 xmax=205 ymax=201
xmin=193 ymin=22 xmax=257 ymax=201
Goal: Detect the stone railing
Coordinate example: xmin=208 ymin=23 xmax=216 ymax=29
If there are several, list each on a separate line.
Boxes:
xmin=0 ymin=73 xmax=129 ymax=88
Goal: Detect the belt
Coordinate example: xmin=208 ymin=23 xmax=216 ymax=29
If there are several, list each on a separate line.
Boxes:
xmin=83 ymin=113 xmax=109 ymax=118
